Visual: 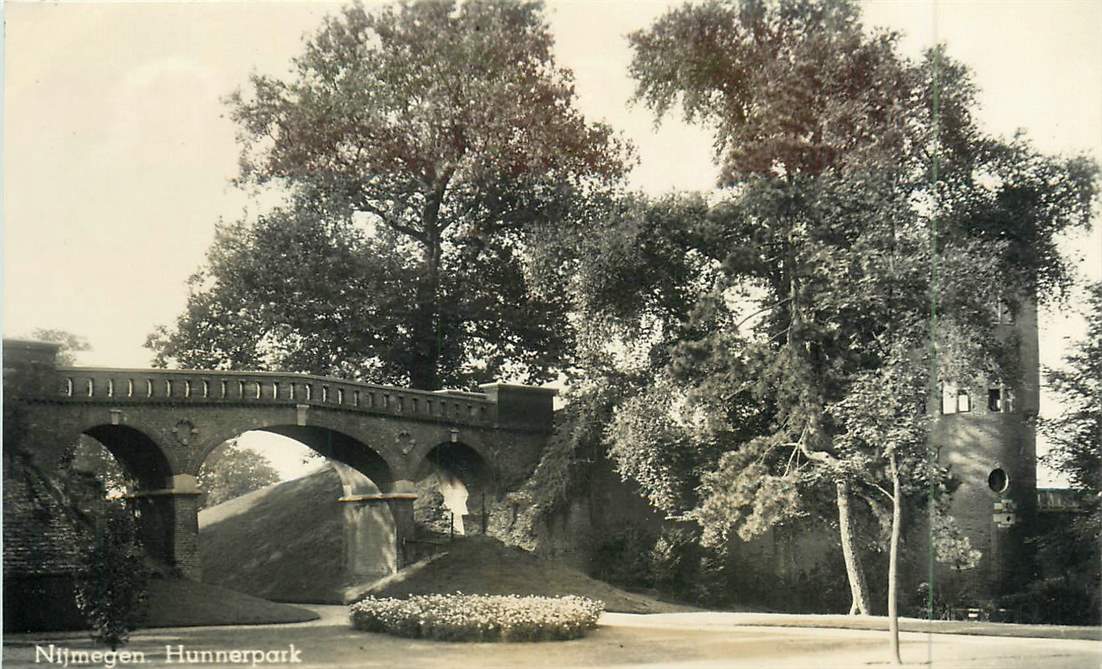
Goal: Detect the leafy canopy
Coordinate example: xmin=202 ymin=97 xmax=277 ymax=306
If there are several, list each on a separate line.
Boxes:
xmin=149 ymin=0 xmax=631 ymax=389
xmin=609 ymin=0 xmax=1097 ymax=547
xmin=1042 ymin=281 xmax=1102 ymax=541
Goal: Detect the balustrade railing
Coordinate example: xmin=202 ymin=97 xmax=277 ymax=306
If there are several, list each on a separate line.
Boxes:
xmin=51 ymin=368 xmax=495 ymax=426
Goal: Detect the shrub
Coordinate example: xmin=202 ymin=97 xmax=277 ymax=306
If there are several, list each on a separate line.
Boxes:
xmin=349 ymin=594 xmax=604 ymax=642
xmin=413 ymin=487 xmax=452 ymax=536
xmin=74 ymin=503 xmax=149 ymax=649
xmin=649 ymin=526 xmax=696 ymax=592
xmin=999 ymin=577 xmax=1101 ymax=625
xmin=589 ymin=523 xmax=739 ymax=606
xmin=590 ymin=524 xmax=656 ymax=588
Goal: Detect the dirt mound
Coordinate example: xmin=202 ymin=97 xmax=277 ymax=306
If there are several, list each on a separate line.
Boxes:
xmin=200 ymin=468 xmax=689 ymax=613
xmin=359 ymin=535 xmax=692 ymax=614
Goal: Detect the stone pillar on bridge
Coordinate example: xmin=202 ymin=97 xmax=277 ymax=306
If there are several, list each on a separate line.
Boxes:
xmin=129 ymin=474 xmax=202 ymax=580
xmin=3 ymin=340 xmax=67 ymax=474
xmin=3 ymin=339 xmax=61 ymax=397
xmin=478 ymin=383 xmax=557 ymax=432
xmin=388 ymin=480 xmax=417 ymax=567
xmin=337 ymin=479 xmax=417 ymax=581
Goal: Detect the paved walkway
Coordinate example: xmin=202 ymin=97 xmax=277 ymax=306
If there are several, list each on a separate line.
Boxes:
xmin=5 ymin=606 xmax=1100 ymax=669
xmin=627 ymin=610 xmax=1102 ymax=641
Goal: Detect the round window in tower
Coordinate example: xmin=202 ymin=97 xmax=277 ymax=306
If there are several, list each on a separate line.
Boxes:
xmin=988 ymin=468 xmax=1010 ymax=493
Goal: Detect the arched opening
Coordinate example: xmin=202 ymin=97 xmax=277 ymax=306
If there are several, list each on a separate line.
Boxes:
xmin=414 ymin=443 xmax=493 ymax=537
xmin=195 ymin=426 xmax=394 ymax=507
xmin=260 ymin=426 xmax=393 ymax=494
xmin=75 ymin=426 xmax=176 ymax=570
xmin=80 ymin=425 xmax=172 ymax=492
xmin=69 ymin=434 xmax=135 ymax=500
xmin=196 ymin=426 xmax=397 ymax=602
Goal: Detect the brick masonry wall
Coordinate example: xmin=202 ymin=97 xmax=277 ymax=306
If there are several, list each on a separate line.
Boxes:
xmin=172 ymin=495 xmax=201 ymax=580
xmin=3 ymin=473 xmax=85 ymax=577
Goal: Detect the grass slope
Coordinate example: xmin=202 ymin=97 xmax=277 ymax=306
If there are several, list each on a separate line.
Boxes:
xmin=201 ymin=467 xmax=690 ymax=613
xmin=199 ymin=466 xmax=347 ymax=603
xmin=359 ymin=535 xmax=691 ymax=614
xmin=140 ymin=579 xmax=318 ymax=628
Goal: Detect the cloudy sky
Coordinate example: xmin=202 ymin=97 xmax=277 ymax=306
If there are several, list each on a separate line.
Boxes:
xmin=4 ymin=1 xmax=1100 ymax=480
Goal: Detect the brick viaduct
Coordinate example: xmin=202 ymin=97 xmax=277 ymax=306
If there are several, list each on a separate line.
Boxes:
xmin=2 ymin=339 xmax=555 ymax=583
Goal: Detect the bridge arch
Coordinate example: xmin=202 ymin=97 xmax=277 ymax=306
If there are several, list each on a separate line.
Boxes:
xmin=70 ymin=424 xmax=194 ymax=573
xmin=413 ymin=440 xmax=497 ymax=535
xmin=191 ymin=419 xmax=399 ymax=494
xmin=78 ymin=424 xmax=173 ymax=490
xmin=193 ymin=424 xmax=401 ymax=590
xmin=406 ymin=430 xmax=494 ymax=469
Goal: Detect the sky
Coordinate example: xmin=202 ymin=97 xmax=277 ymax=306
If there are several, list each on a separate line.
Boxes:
xmin=3 ymin=0 xmax=1100 ymax=482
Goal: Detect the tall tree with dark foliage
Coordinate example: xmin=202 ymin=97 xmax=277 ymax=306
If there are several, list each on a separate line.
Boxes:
xmin=148 ymin=0 xmax=630 ymax=389
xmin=596 ymin=3 xmax=1096 ymax=661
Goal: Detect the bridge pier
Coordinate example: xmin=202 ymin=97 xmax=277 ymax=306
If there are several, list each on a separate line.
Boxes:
xmin=389 ymin=480 xmax=417 ymax=567
xmin=336 ymin=479 xmax=417 ymax=582
xmin=129 ymin=475 xmax=202 ymax=580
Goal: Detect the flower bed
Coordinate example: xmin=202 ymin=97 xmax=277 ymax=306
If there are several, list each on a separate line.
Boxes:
xmin=349 ymin=593 xmax=604 ymax=642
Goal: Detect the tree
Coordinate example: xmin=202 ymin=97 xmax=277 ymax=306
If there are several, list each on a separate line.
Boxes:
xmin=1042 ymin=281 xmax=1102 ymax=543
xmin=73 ymin=502 xmax=149 ymax=651
xmin=617 ymin=2 xmax=1095 ymax=661
xmin=197 ymin=441 xmax=282 ymax=509
xmin=31 ymin=328 xmax=90 ymax=365
xmin=148 ymin=0 xmax=631 ymax=390
xmin=625 ymin=0 xmax=932 ymax=617
xmin=828 ymin=348 xmax=939 ymax=662
xmin=528 ymin=191 xmax=748 ymax=511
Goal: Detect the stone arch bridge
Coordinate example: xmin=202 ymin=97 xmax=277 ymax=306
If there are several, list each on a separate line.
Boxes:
xmin=3 ymin=339 xmax=555 ymax=583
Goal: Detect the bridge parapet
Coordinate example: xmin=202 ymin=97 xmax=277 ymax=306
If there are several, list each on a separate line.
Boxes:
xmin=5 ymin=339 xmax=557 ymax=588
xmin=49 ymin=367 xmax=499 ymax=428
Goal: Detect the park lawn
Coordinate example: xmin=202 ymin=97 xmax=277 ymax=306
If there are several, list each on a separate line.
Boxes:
xmin=139 ymin=578 xmax=318 ymax=628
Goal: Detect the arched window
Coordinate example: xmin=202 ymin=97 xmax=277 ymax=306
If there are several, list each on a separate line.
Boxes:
xmin=987 ymin=380 xmax=1015 ymax=413
xmin=941 ymin=382 xmax=972 ymax=415
xmin=993 ymin=299 xmax=1015 ymax=325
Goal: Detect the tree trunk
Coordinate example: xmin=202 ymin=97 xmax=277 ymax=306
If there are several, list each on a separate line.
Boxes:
xmin=836 ymin=479 xmax=871 ymax=616
xmin=888 ymin=451 xmax=903 ymax=665
xmin=786 ymin=229 xmax=872 ymax=617
xmin=409 ymin=234 xmax=443 ymax=390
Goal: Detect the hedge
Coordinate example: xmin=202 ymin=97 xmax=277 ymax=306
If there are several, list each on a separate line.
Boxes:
xmin=349 ymin=593 xmax=604 ymax=642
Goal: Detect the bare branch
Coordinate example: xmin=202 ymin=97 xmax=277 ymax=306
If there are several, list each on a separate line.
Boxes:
xmin=782 ymin=441 xmax=800 ymax=477
xmin=796 ymin=428 xmax=837 ymax=466
xmin=734 ymin=296 xmax=794 ymax=330
xmin=862 ymin=481 xmax=896 ymax=503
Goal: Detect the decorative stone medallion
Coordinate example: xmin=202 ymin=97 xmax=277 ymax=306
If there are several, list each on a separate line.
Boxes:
xmin=172 ymin=419 xmax=199 ymax=446
xmin=397 ymin=430 xmax=415 ymax=455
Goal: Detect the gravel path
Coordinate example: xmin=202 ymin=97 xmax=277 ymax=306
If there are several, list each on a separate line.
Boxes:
xmin=5 ymin=606 xmax=1100 ymax=669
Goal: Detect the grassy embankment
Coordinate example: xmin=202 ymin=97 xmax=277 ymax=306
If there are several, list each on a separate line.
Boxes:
xmin=199 ymin=466 xmax=690 ymax=613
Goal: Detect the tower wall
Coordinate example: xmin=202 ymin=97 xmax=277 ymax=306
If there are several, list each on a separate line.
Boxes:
xmin=930 ymin=299 xmax=1039 ymax=599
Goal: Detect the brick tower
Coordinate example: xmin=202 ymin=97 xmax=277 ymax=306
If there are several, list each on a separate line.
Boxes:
xmin=930 ymin=298 xmax=1040 ymax=599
